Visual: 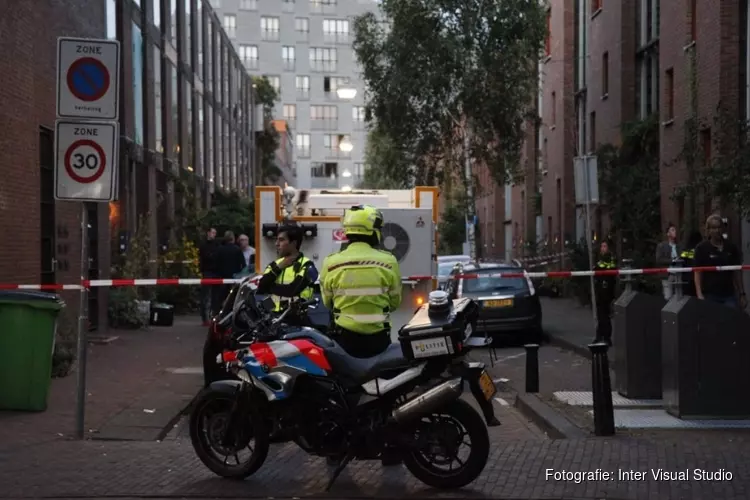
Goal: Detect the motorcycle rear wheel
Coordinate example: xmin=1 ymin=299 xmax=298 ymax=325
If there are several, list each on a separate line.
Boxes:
xmin=189 ymin=388 xmax=270 ymax=479
xmin=404 ymin=398 xmax=490 ymax=489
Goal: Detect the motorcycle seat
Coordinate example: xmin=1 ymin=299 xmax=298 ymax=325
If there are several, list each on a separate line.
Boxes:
xmin=327 ymin=343 xmax=412 ymax=383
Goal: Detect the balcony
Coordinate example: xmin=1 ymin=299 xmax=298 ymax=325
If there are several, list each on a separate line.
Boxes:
xmin=325 ymin=149 xmax=351 ymax=160
xmin=244 ymin=59 xmax=259 ymax=70
xmin=310 ymin=1 xmax=337 ymax=15
xmin=311 ymin=119 xmax=338 ymax=130
xmin=297 ymin=147 xmax=311 ymax=158
xmin=310 ymin=61 xmax=337 ymax=73
xmin=296 ymin=89 xmax=310 ymax=100
xmin=311 ymin=177 xmax=339 ymax=188
xmin=283 ymin=59 xmax=295 ymax=71
xmin=261 ymin=30 xmax=280 ymax=42
xmin=323 ymin=33 xmax=350 ymax=45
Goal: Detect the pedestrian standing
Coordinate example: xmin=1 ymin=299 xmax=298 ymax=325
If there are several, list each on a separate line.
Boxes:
xmin=679 ymin=231 xmax=704 ymax=297
xmin=198 ymin=227 xmax=218 ymax=326
xmin=213 ymin=231 xmax=245 ymax=315
xmin=693 ymin=214 xmax=747 ymax=309
xmin=655 ymin=223 xmax=683 ymax=300
xmin=593 ymin=240 xmax=617 ymax=345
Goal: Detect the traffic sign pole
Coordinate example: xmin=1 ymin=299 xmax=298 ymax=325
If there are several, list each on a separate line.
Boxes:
xmin=56 ymin=37 xmax=121 ymax=440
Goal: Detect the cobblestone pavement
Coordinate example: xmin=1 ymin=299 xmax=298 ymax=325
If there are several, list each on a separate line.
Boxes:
xmin=0 ymin=431 xmax=748 ymax=499
xmin=0 ymin=316 xmax=207 ymax=452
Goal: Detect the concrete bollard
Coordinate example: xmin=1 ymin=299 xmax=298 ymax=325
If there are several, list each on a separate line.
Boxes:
xmin=523 ymin=343 xmax=540 ymax=393
xmin=589 ymin=341 xmax=615 ymax=436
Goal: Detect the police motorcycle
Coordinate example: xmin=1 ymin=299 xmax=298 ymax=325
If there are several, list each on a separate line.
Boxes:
xmin=189 ymin=277 xmax=501 ymax=491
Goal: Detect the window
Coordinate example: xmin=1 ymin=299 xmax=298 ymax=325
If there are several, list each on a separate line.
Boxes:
xmin=690 ymin=0 xmax=697 ymax=42
xmin=282 ymin=46 xmax=296 ymax=70
xmin=665 ymin=68 xmax=674 ymax=120
xmin=551 ymin=91 xmax=556 ymax=125
xmin=169 ymin=0 xmax=177 ymax=41
xmin=545 ymin=9 xmax=551 ymax=57
xmin=602 ymin=52 xmax=609 ymax=96
xmin=239 ymin=0 xmax=257 ymax=10
xmin=323 ymin=76 xmax=348 ymax=96
xmin=589 ymin=111 xmax=596 ymax=153
xmin=154 ymin=47 xmax=163 ymax=153
xmin=592 ymin=0 xmax=602 ymax=13
xmin=132 ymin=22 xmax=144 ymax=145
xmin=324 ymin=134 xmax=350 ymax=156
xmin=223 ymin=15 xmax=236 ymax=37
xmin=283 ymin=0 xmax=295 ymax=11
xmin=296 ymin=75 xmax=310 ymax=98
xmin=295 ymin=18 xmax=309 ymax=38
xmin=352 ymin=106 xmax=366 ymax=122
xmin=323 ymin=19 xmax=350 ymax=43
xmin=170 ymin=62 xmax=179 ymax=159
xmin=264 ymin=75 xmax=281 ymax=94
xmin=311 ymin=105 xmax=338 ymax=128
xmin=239 ymin=45 xmax=258 ymax=69
xmin=310 ymin=47 xmax=337 ymax=72
xmin=311 ymin=162 xmax=338 ymax=178
xmin=152 ymin=0 xmax=161 ymax=28
xmin=354 ymin=162 xmax=365 ymax=178
xmin=261 ymin=17 xmax=280 ymax=41
xmin=310 ymin=0 xmax=337 ymax=13
xmin=283 ymin=104 xmax=297 ymax=122
xmin=296 ymin=133 xmax=311 ymax=157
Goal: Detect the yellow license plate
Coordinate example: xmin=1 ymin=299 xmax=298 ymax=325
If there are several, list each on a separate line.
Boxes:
xmin=484 ymin=299 xmax=513 ymax=308
xmin=478 ymin=371 xmax=497 ymax=401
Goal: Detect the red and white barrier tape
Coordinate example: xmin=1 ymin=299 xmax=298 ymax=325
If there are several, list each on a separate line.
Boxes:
xmin=2 ymin=265 xmax=750 ymax=290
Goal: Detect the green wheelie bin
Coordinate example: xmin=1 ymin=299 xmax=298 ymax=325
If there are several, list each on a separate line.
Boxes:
xmin=0 ymin=290 xmax=65 ymax=411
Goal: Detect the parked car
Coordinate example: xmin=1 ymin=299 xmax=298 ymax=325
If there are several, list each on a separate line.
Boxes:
xmin=202 ymin=277 xmax=330 ymax=386
xmin=443 ymin=262 xmax=543 ymax=343
xmin=438 ymin=254 xmax=472 ymax=264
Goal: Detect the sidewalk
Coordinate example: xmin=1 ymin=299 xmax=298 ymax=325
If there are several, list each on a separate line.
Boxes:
xmin=0 ymin=315 xmax=205 ymax=452
xmin=0 ymin=435 xmax=747 ymax=499
xmin=541 ymin=296 xmax=597 ymax=357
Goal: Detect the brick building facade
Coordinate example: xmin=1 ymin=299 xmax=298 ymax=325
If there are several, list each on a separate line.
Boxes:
xmin=0 ymin=0 xmax=258 ymax=332
xmin=0 ymin=0 xmax=107 ymax=330
xmin=509 ymin=0 xmax=750 ymax=288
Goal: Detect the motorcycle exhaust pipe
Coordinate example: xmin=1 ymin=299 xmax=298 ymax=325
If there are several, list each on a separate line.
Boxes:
xmin=390 ymin=378 xmax=463 ymax=424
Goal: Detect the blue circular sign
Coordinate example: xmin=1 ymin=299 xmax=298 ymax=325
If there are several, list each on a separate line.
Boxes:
xmin=66 ymin=57 xmax=110 ymax=102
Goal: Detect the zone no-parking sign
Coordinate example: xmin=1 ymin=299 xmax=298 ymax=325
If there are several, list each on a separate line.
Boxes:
xmin=56 ymin=37 xmax=120 ymax=120
xmin=54 ymin=120 xmax=119 ymax=202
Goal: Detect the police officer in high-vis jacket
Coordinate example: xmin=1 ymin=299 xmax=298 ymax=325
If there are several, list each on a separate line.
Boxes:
xmin=256 ymin=223 xmax=319 ymax=325
xmin=594 ymin=240 xmax=617 ymax=345
xmin=320 ymin=205 xmax=402 ymax=359
xmin=680 ymin=231 xmax=704 ymax=296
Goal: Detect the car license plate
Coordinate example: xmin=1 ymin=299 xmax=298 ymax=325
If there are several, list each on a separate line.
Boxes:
xmin=484 ymin=299 xmax=513 ymax=308
xmin=478 ymin=370 xmax=497 ymax=400
xmin=411 ymin=337 xmax=450 ymax=359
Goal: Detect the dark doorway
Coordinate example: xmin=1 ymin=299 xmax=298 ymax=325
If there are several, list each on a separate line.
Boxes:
xmin=39 ymin=127 xmax=56 ymax=285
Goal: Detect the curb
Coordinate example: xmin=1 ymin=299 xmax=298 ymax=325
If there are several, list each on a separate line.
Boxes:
xmin=545 ymin=329 xmax=592 ymax=359
xmin=515 ymin=392 xmax=588 ymax=439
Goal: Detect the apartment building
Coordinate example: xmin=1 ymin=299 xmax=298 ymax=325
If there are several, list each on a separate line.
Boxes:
xmin=513 ymin=0 xmax=750 ymax=281
xmin=211 ymin=0 xmax=379 ymax=189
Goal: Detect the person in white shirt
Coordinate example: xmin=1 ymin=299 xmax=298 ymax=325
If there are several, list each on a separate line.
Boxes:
xmin=237 ymin=234 xmax=255 ymax=273
xmin=655 ymin=223 xmax=683 ymax=300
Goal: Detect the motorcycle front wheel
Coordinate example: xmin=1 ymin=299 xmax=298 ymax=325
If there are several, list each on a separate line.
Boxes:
xmin=404 ymin=398 xmax=490 ymax=489
xmin=189 ymin=387 xmax=270 ymax=479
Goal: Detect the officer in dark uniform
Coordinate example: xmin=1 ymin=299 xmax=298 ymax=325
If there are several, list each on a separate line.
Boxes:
xmin=680 ymin=231 xmax=704 ymax=296
xmin=593 ymin=240 xmax=617 ymax=345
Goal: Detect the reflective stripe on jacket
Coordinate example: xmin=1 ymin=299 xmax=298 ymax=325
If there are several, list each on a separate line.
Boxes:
xmin=262 ymin=255 xmax=315 ymax=311
xmin=320 ymin=242 xmax=401 ymax=334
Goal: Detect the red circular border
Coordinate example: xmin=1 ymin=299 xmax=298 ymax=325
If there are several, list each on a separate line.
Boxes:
xmin=64 ymin=139 xmax=106 ymax=184
xmin=66 ymin=57 xmax=110 ymax=102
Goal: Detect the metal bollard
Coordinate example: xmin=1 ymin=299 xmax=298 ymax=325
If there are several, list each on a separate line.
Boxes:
xmin=589 ymin=342 xmax=615 ymax=436
xmin=672 ymin=258 xmax=684 ymax=299
xmin=524 ymin=343 xmax=540 ymax=393
xmin=621 ymin=258 xmax=634 ymax=293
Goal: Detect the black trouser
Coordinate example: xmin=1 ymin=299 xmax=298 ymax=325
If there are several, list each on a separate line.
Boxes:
xmin=334 ymin=327 xmax=391 ymax=358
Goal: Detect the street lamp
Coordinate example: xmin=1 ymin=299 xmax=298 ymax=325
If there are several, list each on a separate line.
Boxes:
xmin=336 ymin=83 xmax=357 ymax=100
xmin=339 ymin=137 xmax=354 ymax=153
